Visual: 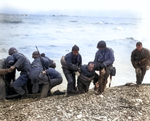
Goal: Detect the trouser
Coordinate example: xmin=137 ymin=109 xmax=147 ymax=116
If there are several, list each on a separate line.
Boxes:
xmin=63 ymin=71 xmax=76 ymax=92
xmin=0 ymin=78 xmax=6 ymax=99
xmin=135 ymin=67 xmax=146 ymax=84
xmin=40 ymin=77 xmax=63 ymax=98
xmin=77 ymin=77 xmax=91 ymax=94
xmin=95 ymin=66 xmax=112 ymax=93
xmin=4 ymin=70 xmax=16 ymax=95
xmin=12 ymin=72 xmax=29 ymax=95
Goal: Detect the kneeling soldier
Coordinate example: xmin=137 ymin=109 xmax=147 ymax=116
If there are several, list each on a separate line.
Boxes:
xmin=77 ymin=62 xmax=95 ymax=94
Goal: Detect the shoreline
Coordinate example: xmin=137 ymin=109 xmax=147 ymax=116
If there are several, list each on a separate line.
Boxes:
xmin=0 ymin=84 xmax=150 ymax=121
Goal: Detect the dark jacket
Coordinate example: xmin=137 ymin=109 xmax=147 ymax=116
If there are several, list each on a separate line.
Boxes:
xmin=38 ymin=68 xmax=62 ymax=84
xmin=64 ymin=52 xmax=82 ymax=71
xmin=46 ymin=68 xmax=62 ymax=79
xmin=94 ymin=48 xmax=114 ymax=66
xmin=31 ymin=57 xmax=49 ymax=70
xmin=131 ymin=47 xmax=150 ymax=69
xmin=43 ymin=56 xmax=56 ymax=69
xmin=81 ymin=65 xmax=95 ymax=78
xmin=11 ymin=52 xmax=31 ymax=73
xmin=3 ymin=55 xmax=16 ymax=82
xmin=78 ymin=65 xmax=95 ymax=81
xmin=29 ymin=57 xmax=50 ymax=82
xmin=0 ymin=59 xmax=8 ymax=99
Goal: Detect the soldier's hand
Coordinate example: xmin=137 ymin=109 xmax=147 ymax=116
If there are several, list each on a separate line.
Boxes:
xmin=100 ymin=63 xmax=105 ymax=68
xmin=42 ymin=70 xmax=46 ymax=74
xmin=7 ymin=68 xmax=14 ymax=73
xmin=78 ymin=68 xmax=81 ymax=73
xmin=146 ymin=66 xmax=150 ymax=70
xmin=10 ymin=66 xmax=15 ymax=70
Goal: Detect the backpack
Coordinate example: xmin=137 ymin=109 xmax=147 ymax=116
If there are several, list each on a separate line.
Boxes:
xmin=107 ymin=48 xmax=116 ymax=76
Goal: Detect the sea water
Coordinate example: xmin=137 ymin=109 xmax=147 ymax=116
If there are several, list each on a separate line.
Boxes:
xmin=0 ymin=14 xmax=150 ymax=91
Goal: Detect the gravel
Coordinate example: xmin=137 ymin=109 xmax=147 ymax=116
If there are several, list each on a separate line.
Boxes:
xmin=0 ymin=84 xmax=150 ymax=121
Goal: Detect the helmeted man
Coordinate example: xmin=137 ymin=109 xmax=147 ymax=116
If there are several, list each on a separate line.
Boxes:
xmin=77 ymin=62 xmax=95 ymax=94
xmin=29 ymin=51 xmax=50 ymax=94
xmin=131 ymin=42 xmax=150 ymax=84
xmin=94 ymin=40 xmax=115 ymax=94
xmin=0 ymin=58 xmax=14 ymax=99
xmin=9 ymin=47 xmax=31 ymax=96
xmin=61 ymin=45 xmax=82 ymax=95
xmin=29 ymin=51 xmax=63 ymax=98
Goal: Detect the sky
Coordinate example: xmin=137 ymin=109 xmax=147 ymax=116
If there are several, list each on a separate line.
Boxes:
xmin=0 ymin=0 xmax=150 ymax=17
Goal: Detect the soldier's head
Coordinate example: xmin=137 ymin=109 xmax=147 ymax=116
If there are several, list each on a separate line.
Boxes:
xmin=5 ymin=55 xmax=15 ymax=68
xmin=41 ymin=53 xmax=45 ymax=57
xmin=88 ymin=61 xmax=95 ymax=71
xmin=8 ymin=47 xmax=17 ymax=55
xmin=136 ymin=42 xmax=142 ymax=52
xmin=72 ymin=45 xmax=79 ymax=56
xmin=32 ymin=51 xmax=40 ymax=59
xmin=97 ymin=40 xmax=106 ymax=49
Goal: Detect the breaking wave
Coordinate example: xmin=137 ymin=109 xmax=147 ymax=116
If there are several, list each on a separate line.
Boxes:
xmin=1 ymin=20 xmax=23 ymax=24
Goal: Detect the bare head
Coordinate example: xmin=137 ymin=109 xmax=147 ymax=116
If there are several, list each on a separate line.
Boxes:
xmin=136 ymin=42 xmax=142 ymax=52
xmin=72 ymin=45 xmax=79 ymax=56
xmin=88 ymin=62 xmax=95 ymax=71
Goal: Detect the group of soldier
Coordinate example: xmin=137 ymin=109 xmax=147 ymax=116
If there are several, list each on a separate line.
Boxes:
xmin=0 ymin=40 xmax=150 ymax=100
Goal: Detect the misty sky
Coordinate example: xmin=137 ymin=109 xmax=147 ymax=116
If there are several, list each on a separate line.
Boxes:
xmin=0 ymin=0 xmax=150 ymax=17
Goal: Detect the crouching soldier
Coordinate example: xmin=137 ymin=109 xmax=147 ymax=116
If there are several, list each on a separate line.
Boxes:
xmin=39 ymin=68 xmax=63 ymax=98
xmin=77 ymin=62 xmax=95 ymax=94
xmin=131 ymin=42 xmax=150 ymax=84
xmin=3 ymin=55 xmax=16 ymax=95
xmin=94 ymin=41 xmax=115 ymax=94
xmin=41 ymin=53 xmax=56 ymax=69
xmin=61 ymin=45 xmax=82 ymax=95
xmin=29 ymin=51 xmax=50 ymax=94
xmin=8 ymin=47 xmax=31 ymax=96
xmin=0 ymin=59 xmax=13 ymax=100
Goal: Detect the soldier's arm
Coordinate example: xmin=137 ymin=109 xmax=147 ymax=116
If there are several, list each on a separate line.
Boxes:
xmin=65 ymin=54 xmax=79 ymax=71
xmin=13 ymin=53 xmax=25 ymax=69
xmin=79 ymin=74 xmax=91 ymax=81
xmin=103 ymin=49 xmax=115 ymax=66
xmin=0 ymin=68 xmax=12 ymax=75
xmin=131 ymin=50 xmax=138 ymax=69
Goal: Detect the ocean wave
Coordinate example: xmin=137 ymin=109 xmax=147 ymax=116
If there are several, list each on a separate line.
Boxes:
xmin=93 ymin=21 xmax=113 ymax=25
xmin=113 ymin=27 xmax=123 ymax=31
xmin=106 ymin=37 xmax=138 ymax=47
xmin=1 ymin=20 xmax=23 ymax=24
xmin=70 ymin=21 xmax=78 ymax=23
xmin=119 ymin=23 xmax=136 ymax=25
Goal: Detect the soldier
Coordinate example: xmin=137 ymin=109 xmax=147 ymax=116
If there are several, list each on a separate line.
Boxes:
xmin=3 ymin=55 xmax=16 ymax=95
xmin=29 ymin=51 xmax=50 ymax=94
xmin=38 ymin=68 xmax=63 ymax=98
xmin=29 ymin=51 xmax=62 ymax=98
xmin=8 ymin=47 xmax=31 ymax=96
xmin=77 ymin=62 xmax=95 ymax=94
xmin=131 ymin=42 xmax=150 ymax=84
xmin=61 ymin=45 xmax=82 ymax=95
xmin=41 ymin=53 xmax=56 ymax=69
xmin=0 ymin=58 xmax=13 ymax=100
xmin=94 ymin=41 xmax=115 ymax=94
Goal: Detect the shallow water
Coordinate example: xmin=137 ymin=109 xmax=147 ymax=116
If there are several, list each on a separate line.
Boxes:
xmin=0 ymin=14 xmax=150 ymax=91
